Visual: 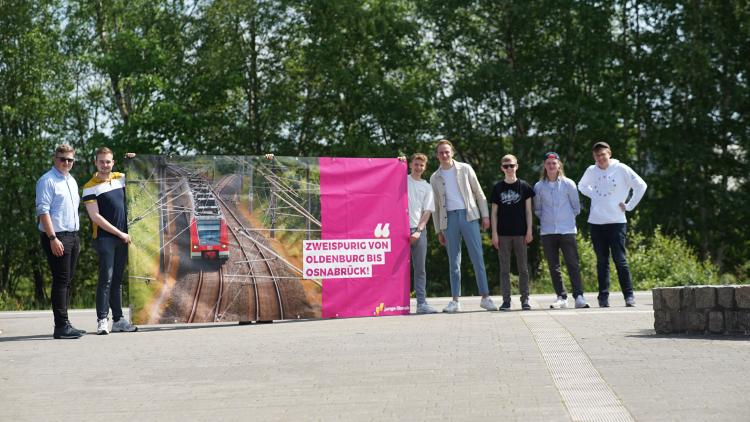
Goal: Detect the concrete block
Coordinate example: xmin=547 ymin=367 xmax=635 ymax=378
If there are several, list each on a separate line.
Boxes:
xmin=694 ymin=286 xmax=715 ymax=309
xmin=661 ymin=288 xmax=681 ymax=310
xmin=652 ymin=289 xmax=663 ymax=311
xmin=724 ymin=310 xmax=740 ymax=334
xmin=735 ymin=286 xmax=750 ymax=309
xmin=708 ymin=311 xmax=724 ymax=334
xmin=738 ymin=311 xmax=750 ymax=334
xmin=669 ymin=311 xmax=686 ymax=333
xmin=654 ymin=310 xmax=670 ymax=334
xmin=681 ymin=287 xmax=696 ymax=310
xmin=716 ymin=286 xmax=735 ymax=309
xmin=686 ymin=311 xmax=706 ymax=333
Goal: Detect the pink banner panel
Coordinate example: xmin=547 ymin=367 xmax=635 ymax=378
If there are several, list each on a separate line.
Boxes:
xmin=318 ymin=158 xmax=410 ymax=318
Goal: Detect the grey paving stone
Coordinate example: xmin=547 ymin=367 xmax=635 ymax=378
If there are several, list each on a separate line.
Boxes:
xmin=2 ymin=292 xmax=749 ymax=422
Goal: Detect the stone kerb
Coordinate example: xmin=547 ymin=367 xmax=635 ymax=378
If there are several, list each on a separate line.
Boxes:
xmin=653 ymin=285 xmax=750 ymax=335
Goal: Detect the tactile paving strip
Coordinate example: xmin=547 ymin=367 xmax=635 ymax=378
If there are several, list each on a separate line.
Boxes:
xmin=523 ymin=314 xmax=634 ymax=422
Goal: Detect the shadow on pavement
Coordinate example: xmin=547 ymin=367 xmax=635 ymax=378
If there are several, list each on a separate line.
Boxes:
xmin=0 ymin=334 xmax=55 ymax=342
xmin=627 ymin=329 xmax=750 ymax=341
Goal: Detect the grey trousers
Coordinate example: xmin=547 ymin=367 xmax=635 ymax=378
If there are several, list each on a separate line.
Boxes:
xmin=93 ymin=236 xmax=127 ymax=321
xmin=498 ymin=236 xmax=529 ymax=302
xmin=541 ymin=234 xmax=584 ymax=299
xmin=410 ymin=228 xmax=428 ymax=304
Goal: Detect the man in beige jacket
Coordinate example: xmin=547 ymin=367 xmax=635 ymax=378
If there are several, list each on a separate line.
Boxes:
xmin=430 ymin=140 xmax=497 ymax=313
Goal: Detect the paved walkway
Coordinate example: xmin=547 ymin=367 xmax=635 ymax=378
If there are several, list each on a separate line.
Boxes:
xmin=1 ymin=291 xmax=749 ymax=421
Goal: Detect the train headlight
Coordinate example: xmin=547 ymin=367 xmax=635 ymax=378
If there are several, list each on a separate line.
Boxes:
xmin=193 ymin=245 xmax=198 ymax=250
xmin=222 ymin=244 xmax=227 ymax=249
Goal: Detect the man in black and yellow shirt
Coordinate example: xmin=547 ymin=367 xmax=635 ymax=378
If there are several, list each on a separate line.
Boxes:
xmin=83 ymin=147 xmax=138 ymax=335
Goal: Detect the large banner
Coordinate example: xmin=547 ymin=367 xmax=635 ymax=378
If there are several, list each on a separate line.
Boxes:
xmin=126 ymin=156 xmax=409 ymax=324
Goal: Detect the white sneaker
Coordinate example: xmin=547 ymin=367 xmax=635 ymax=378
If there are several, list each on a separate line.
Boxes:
xmin=575 ymin=296 xmax=590 ymax=308
xmin=416 ymin=303 xmax=438 ymax=314
xmin=480 ymin=296 xmax=498 ymax=311
xmin=442 ymin=300 xmax=461 ymax=313
xmin=111 ymin=318 xmax=138 ymax=333
xmin=96 ymin=318 xmax=109 ymax=335
xmin=549 ymin=296 xmax=569 ymax=309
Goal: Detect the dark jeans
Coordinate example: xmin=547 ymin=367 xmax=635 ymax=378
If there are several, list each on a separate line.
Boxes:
xmin=590 ymin=223 xmax=633 ymax=300
xmin=541 ymin=234 xmax=584 ymax=299
xmin=93 ymin=236 xmax=127 ymax=321
xmin=40 ymin=231 xmax=80 ymax=328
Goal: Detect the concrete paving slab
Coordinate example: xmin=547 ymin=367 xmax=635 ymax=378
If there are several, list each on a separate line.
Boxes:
xmin=1 ymin=291 xmax=749 ymax=421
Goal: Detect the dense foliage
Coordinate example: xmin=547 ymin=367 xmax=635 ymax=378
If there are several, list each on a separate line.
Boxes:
xmin=1 ymin=0 xmax=748 ymax=309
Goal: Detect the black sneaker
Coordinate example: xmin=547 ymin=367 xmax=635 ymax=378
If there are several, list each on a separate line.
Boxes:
xmin=70 ymin=326 xmax=86 ymax=335
xmin=65 ymin=320 xmax=86 ymax=335
xmin=499 ymin=301 xmax=511 ymax=311
xmin=53 ymin=324 xmax=83 ymax=339
xmin=598 ymin=298 xmax=610 ymax=308
xmin=521 ymin=301 xmax=531 ymax=311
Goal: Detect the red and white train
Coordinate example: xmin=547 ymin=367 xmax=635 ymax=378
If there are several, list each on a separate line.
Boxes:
xmin=186 ymin=175 xmax=229 ymax=261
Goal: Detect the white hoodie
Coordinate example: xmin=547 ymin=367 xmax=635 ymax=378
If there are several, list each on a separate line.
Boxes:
xmin=578 ymin=159 xmax=647 ymax=224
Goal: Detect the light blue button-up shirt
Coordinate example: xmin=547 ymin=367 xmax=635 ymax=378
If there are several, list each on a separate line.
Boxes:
xmin=533 ymin=176 xmax=580 ymax=235
xmin=36 ymin=167 xmax=80 ymax=233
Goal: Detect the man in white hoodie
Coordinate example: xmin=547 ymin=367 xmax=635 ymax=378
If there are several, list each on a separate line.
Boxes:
xmin=578 ymin=141 xmax=647 ymax=307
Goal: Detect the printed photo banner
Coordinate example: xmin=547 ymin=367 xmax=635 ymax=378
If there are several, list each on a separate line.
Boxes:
xmin=125 ymin=155 xmax=410 ymax=325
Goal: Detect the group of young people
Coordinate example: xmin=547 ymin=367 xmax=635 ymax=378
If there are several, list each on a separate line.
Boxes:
xmin=36 ymin=140 xmax=646 ymax=339
xmin=36 ymin=144 xmax=138 ymax=339
xmin=407 ymin=139 xmax=647 ymax=313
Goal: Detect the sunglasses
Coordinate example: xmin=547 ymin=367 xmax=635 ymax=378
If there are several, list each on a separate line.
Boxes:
xmin=502 ymin=163 xmax=517 ymax=169
xmin=56 ymin=157 xmax=75 ymax=164
xmin=545 ymin=152 xmax=560 ymax=160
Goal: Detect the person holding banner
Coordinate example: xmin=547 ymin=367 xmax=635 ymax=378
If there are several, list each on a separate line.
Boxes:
xmin=407 ymin=153 xmax=438 ymax=314
xmin=430 ymin=140 xmax=497 ymax=313
xmin=83 ymin=147 xmax=138 ymax=335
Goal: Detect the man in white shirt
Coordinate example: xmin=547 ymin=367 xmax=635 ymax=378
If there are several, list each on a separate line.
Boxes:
xmin=407 ymin=153 xmax=437 ymax=314
xmin=578 ymin=141 xmax=647 ymax=307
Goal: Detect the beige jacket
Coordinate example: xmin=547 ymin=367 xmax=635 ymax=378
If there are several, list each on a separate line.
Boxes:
xmin=429 ymin=161 xmax=489 ymax=233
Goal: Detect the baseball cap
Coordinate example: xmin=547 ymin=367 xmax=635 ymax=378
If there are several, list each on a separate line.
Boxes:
xmin=592 ymin=141 xmax=610 ymax=150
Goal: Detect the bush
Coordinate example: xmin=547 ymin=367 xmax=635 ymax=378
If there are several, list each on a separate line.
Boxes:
xmin=535 ymin=227 xmax=719 ymax=294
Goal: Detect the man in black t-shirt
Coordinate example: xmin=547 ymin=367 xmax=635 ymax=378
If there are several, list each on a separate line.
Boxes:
xmin=490 ymin=154 xmax=535 ymax=311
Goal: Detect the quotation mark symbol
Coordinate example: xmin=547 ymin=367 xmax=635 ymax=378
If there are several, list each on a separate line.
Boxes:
xmin=374 ymin=223 xmax=390 ymax=238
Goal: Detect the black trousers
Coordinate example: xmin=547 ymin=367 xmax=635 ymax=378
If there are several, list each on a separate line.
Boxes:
xmin=590 ymin=223 xmax=633 ymax=300
xmin=40 ymin=232 xmax=80 ymax=327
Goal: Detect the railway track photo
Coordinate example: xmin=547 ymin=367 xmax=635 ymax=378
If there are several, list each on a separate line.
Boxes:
xmin=130 ymin=156 xmax=321 ymax=324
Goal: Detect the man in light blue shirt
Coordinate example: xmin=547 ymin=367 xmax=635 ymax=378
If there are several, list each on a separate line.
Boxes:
xmin=534 ymin=152 xmax=589 ymax=309
xmin=36 ymin=144 xmax=85 ymax=339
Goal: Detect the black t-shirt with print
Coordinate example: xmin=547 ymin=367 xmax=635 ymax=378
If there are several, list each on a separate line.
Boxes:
xmin=490 ymin=179 xmax=535 ymax=236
